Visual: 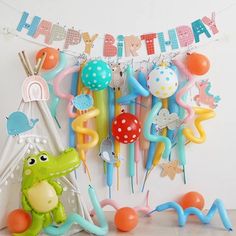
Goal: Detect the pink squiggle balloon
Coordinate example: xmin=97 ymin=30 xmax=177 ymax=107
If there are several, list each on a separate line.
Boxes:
xmin=54 ymin=65 xmax=80 ymax=118
xmin=90 ymin=191 xmax=151 ymax=217
xmin=90 ymin=199 xmax=120 ymax=217
xmin=173 ymin=59 xmax=196 ymax=124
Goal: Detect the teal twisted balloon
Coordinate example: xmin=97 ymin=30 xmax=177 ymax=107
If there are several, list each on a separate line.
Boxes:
xmin=144 ymin=102 xmax=171 ymax=159
xmin=43 ymin=52 xmax=67 ymax=127
xmin=44 ymin=186 xmax=108 ymax=236
xmin=149 ymin=199 xmax=232 ymax=231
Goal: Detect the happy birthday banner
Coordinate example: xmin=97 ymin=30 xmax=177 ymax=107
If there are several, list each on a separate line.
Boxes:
xmin=16 ymin=11 xmax=219 ymax=57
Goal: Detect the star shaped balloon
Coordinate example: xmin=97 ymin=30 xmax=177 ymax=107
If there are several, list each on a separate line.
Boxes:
xmin=160 ymin=160 xmax=183 ymax=180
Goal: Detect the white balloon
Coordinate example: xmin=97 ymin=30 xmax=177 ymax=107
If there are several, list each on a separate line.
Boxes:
xmin=147 ymin=66 xmax=178 ymax=98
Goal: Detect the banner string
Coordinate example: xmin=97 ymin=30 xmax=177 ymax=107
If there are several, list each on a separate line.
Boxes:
xmin=0 ymin=0 xmax=235 ymax=63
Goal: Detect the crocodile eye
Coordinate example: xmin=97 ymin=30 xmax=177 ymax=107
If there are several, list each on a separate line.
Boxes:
xmin=28 ymin=158 xmax=36 ymax=166
xmin=40 ymin=155 xmax=48 ymax=162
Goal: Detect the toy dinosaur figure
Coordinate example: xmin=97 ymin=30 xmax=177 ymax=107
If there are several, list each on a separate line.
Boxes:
xmin=14 ymin=148 xmax=80 ymax=236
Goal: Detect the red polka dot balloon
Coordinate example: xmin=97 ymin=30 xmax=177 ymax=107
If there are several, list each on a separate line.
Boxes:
xmin=112 ymin=112 xmax=141 ymax=144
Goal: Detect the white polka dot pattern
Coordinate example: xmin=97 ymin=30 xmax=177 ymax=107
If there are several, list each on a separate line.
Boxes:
xmin=81 ymin=60 xmax=112 ymax=91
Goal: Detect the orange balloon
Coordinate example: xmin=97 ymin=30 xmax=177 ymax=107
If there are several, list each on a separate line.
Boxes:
xmin=36 ymin=47 xmax=59 ymax=70
xmin=114 ymin=207 xmax=138 ymax=232
xmin=180 ymin=191 xmax=205 ymax=210
xmin=7 ymin=209 xmax=32 ymax=233
xmin=185 ymin=53 xmax=210 ymax=75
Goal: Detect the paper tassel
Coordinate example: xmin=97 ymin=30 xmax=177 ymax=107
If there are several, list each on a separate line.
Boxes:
xmin=117 ymin=35 xmax=124 ymax=58
xmin=64 ymin=29 xmax=81 ymax=49
xmin=16 ymin=11 xmax=41 ymax=37
xmin=103 ymin=34 xmax=117 ymax=57
xmin=192 ymin=19 xmax=211 ymax=43
xmin=157 ymin=29 xmax=179 ymax=53
xmin=125 ymin=35 xmax=141 ymax=57
xmin=141 ymin=33 xmax=157 ymax=55
xmin=47 ymin=24 xmax=66 ymax=44
xmin=202 ymin=12 xmax=219 ymax=35
xmin=33 ymin=20 xmax=52 ymax=43
xmin=82 ymin=32 xmax=98 ymax=55
xmin=176 ymin=26 xmax=194 ymax=47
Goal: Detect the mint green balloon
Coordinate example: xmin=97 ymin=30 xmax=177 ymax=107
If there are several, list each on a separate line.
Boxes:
xmin=81 ymin=60 xmax=112 ymax=90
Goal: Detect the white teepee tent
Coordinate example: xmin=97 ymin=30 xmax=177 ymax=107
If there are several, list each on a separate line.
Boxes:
xmin=0 ymin=52 xmax=92 ymax=235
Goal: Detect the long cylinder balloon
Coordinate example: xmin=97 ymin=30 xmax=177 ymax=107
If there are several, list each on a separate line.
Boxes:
xmin=145 ymin=96 xmax=158 ymax=171
xmin=94 ymin=90 xmax=108 ymax=147
xmin=152 ymin=98 xmax=169 ymax=166
xmin=114 ymin=89 xmax=121 ymax=190
xmin=69 ymin=72 xmax=79 ymax=148
xmin=129 ymin=100 xmax=135 ymax=193
xmin=140 ymin=96 xmax=152 ymax=151
xmin=107 ymin=86 xmax=115 ymax=198
xmin=76 ymin=66 xmax=86 ymax=149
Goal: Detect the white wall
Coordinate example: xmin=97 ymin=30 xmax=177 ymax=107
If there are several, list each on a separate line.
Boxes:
xmin=0 ymin=0 xmax=236 ymax=209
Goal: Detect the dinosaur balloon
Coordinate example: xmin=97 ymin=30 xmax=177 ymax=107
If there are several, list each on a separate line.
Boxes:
xmin=13 ymin=148 xmax=80 ymax=236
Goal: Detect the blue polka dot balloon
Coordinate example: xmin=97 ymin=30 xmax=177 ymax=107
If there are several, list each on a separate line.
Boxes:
xmin=81 ymin=60 xmax=112 ymax=90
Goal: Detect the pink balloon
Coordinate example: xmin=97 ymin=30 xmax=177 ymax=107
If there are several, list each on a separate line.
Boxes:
xmin=90 ymin=191 xmax=151 ymax=217
xmin=173 ymin=60 xmax=196 ymax=124
xmin=54 ymin=66 xmax=80 ymax=118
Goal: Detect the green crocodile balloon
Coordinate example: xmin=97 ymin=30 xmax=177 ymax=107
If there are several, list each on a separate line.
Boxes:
xmin=14 ymin=148 xmax=80 ymax=236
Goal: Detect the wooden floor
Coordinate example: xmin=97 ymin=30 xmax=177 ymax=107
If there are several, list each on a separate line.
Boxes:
xmin=1 ymin=211 xmax=235 ymax=235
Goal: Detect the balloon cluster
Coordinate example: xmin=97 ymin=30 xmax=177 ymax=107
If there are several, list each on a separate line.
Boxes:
xmin=141 ymin=52 xmax=217 ymax=191
xmin=31 ymin=47 xmax=219 ymax=196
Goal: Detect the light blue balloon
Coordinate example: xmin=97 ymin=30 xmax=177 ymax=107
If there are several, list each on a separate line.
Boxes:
xmin=44 ymin=186 xmax=108 ymax=235
xmin=82 ymin=60 xmax=112 ymax=91
xmin=149 ymin=199 xmax=232 ymax=231
xmin=144 ymin=102 xmax=171 ymax=159
xmin=72 ymin=94 xmax=94 ymax=111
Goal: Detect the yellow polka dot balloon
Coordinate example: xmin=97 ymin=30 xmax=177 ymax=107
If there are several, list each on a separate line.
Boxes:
xmin=147 ymin=66 xmax=178 ymax=98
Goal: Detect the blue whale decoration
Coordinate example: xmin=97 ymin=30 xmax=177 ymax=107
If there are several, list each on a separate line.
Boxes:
xmin=7 ymin=111 xmax=39 ymax=135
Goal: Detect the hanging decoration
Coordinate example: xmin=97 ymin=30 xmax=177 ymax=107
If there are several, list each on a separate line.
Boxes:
xmin=15 ymin=11 xmax=219 ymax=57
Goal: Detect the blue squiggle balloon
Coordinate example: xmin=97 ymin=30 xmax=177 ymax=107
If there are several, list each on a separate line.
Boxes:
xmin=149 ymin=199 xmax=233 ymax=231
xmin=44 ymin=186 xmax=108 ymax=236
xmin=144 ymin=102 xmax=171 ymax=159
xmin=117 ymin=65 xmax=149 ymax=105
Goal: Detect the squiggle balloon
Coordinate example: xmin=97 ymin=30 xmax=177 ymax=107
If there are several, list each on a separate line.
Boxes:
xmin=44 ymin=186 xmax=108 ymax=236
xmin=72 ymin=108 xmax=99 ymax=179
xmin=144 ymin=102 xmax=171 ymax=159
xmin=42 ymin=52 xmax=67 ymax=125
xmin=174 ymin=59 xmax=196 ymax=124
xmin=183 ymin=107 xmax=215 ymax=144
xmin=149 ymin=199 xmax=232 ymax=231
xmin=90 ymin=191 xmax=151 ymax=217
xmin=54 ymin=65 xmax=80 ymax=118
